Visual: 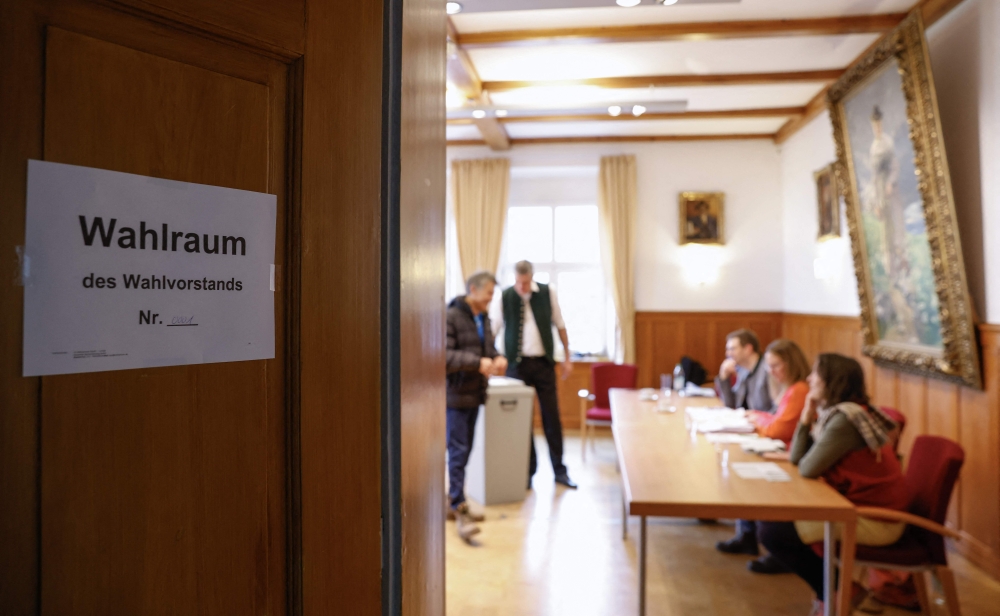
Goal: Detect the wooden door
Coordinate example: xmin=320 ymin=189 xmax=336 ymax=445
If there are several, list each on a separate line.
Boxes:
xmin=2 ymin=3 xmax=294 ymax=614
xmin=0 ymin=0 xmax=446 ymax=614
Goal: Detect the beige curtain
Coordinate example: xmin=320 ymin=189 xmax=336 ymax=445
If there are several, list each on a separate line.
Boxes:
xmin=598 ymin=155 xmax=637 ymax=364
xmin=452 ymin=158 xmax=510 ymax=280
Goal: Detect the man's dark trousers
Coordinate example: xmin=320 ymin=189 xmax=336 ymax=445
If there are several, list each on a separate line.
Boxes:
xmin=446 ymin=406 xmax=480 ymax=508
xmin=507 ymin=357 xmax=566 ymax=478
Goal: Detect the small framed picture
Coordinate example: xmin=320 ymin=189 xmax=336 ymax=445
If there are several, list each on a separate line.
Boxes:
xmin=814 ymin=163 xmax=841 ymax=241
xmin=679 ymin=192 xmax=724 ymax=245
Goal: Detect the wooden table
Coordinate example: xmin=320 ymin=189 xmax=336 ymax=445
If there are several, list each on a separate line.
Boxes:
xmin=611 ymin=389 xmax=857 ymax=616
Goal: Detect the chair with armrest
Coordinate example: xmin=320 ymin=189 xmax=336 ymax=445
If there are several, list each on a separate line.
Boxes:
xmin=577 ymin=362 xmax=638 ymax=462
xmin=879 ymin=406 xmax=907 ymax=454
xmin=852 ymin=435 xmax=966 ymax=615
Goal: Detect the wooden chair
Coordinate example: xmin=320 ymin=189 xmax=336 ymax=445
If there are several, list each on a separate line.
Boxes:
xmin=577 ymin=362 xmax=637 ymax=462
xmin=851 ymin=435 xmax=966 ymax=615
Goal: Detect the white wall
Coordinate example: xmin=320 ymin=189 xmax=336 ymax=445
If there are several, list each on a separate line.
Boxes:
xmin=778 ymin=112 xmax=860 ymax=316
xmin=778 ymin=0 xmax=1000 ymax=321
xmin=447 ymin=139 xmax=785 ymax=312
xmin=927 ymin=0 xmax=1000 ymax=323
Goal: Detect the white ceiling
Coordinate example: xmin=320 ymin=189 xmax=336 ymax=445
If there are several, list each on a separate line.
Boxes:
xmin=448 ymin=0 xmax=921 ymax=144
xmin=504 ymin=117 xmax=788 ymax=138
xmin=456 ymin=0 xmax=740 ymax=14
xmin=447 ymin=124 xmax=485 ymax=141
xmin=469 ymin=34 xmax=879 ymax=82
xmin=486 ymin=82 xmax=828 ymax=111
xmin=453 ymin=0 xmax=916 ymax=32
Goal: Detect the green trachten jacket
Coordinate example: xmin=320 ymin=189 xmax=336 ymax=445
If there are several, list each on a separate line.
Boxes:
xmin=501 ymin=283 xmax=554 ymax=368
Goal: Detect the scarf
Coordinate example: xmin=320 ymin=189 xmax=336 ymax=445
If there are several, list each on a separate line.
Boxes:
xmin=812 ymin=402 xmax=897 ymax=457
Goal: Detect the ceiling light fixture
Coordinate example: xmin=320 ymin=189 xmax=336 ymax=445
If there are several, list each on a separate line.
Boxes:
xmin=608 ymin=105 xmax=622 ymax=116
xmin=445 ymin=87 xmax=465 ymax=109
xmin=616 ymin=0 xmax=641 ymax=7
xmin=659 ymin=0 xmax=679 ymax=6
xmin=632 ymin=104 xmax=647 ymax=117
xmin=446 ymin=2 xmax=462 ymax=15
xmin=495 ymin=109 xmax=508 ymax=117
xmin=472 ymin=109 xmax=487 ymax=119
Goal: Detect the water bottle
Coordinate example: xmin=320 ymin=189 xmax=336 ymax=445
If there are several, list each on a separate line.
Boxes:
xmin=673 ymin=362 xmax=686 ymax=392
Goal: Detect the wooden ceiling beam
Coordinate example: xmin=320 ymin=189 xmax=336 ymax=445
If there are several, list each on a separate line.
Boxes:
xmin=483 ymin=70 xmax=843 ymax=92
xmin=775 ymin=0 xmax=970 ymax=144
xmin=447 ymin=106 xmax=804 ymax=125
xmin=774 ymin=88 xmax=829 ymax=144
xmin=448 ymin=133 xmax=775 ymax=147
xmin=447 ymin=16 xmax=510 ymax=150
xmin=919 ymin=0 xmax=969 ymax=25
xmin=456 ymin=14 xmax=906 ymax=48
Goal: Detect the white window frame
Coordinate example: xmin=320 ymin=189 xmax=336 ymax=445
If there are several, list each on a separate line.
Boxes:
xmin=497 ymin=203 xmax=613 ymax=360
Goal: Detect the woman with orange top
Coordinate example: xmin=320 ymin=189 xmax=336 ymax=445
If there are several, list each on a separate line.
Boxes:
xmin=748 ymin=339 xmax=811 ymax=446
xmin=716 ymin=338 xmax=810 ymax=575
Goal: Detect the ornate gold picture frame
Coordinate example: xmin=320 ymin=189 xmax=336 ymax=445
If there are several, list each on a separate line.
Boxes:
xmin=828 ymin=12 xmax=981 ymax=388
xmin=679 ymin=191 xmax=724 ymax=245
xmin=814 ymin=163 xmax=841 ymax=241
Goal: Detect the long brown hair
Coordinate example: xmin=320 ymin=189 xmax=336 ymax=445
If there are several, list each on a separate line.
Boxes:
xmin=814 ymin=353 xmax=870 ymax=407
xmin=765 ymin=339 xmax=811 ymax=385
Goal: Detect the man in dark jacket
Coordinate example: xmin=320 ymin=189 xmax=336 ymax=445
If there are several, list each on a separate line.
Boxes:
xmin=714 ymin=328 xmax=772 ymax=412
xmin=446 ymin=270 xmax=507 ymax=541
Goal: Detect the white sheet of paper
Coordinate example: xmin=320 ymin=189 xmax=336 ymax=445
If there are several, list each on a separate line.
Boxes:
xmin=687 ymin=407 xmax=755 ymax=433
xmin=22 ymin=160 xmax=276 ymax=376
xmin=704 ymin=433 xmax=756 ymax=444
xmin=730 ymin=462 xmax=792 ymax=482
xmin=741 ymin=438 xmax=787 ymax=454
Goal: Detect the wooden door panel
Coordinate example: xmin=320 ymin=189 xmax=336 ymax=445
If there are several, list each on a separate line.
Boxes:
xmin=117 ymin=0 xmax=307 ymax=55
xmin=39 ymin=25 xmax=287 ymax=616
xmin=44 ymin=28 xmax=271 ymax=188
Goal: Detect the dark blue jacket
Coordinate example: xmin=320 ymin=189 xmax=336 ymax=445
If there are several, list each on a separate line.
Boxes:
xmin=446 ymin=296 xmax=498 ymax=409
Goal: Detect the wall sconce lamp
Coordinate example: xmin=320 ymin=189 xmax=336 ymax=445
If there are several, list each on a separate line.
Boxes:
xmin=678 ymin=244 xmax=726 ymax=286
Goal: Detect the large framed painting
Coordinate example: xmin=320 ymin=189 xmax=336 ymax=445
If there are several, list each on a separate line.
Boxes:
xmin=814 ymin=163 xmax=841 ymax=241
xmin=679 ymin=191 xmax=724 ymax=245
xmin=828 ymin=12 xmax=981 ymax=388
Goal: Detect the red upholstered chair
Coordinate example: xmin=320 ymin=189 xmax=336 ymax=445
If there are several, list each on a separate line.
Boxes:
xmin=851 ymin=435 xmax=966 ymax=615
xmin=578 ymin=362 xmax=638 ymax=461
xmin=880 ymin=406 xmax=907 ymax=454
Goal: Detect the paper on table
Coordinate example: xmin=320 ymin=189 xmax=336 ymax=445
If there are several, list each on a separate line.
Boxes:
xmin=697 ymin=421 xmax=756 ymax=434
xmin=741 ymin=438 xmax=787 ymax=454
xmin=730 ymin=462 xmax=791 ymax=482
xmin=683 ymin=382 xmax=717 ymax=397
xmin=686 ymin=407 xmax=755 ymax=433
xmin=704 ymin=433 xmax=756 ymax=444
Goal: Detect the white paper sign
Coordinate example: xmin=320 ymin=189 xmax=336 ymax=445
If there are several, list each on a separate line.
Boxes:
xmin=22 ymin=160 xmax=276 ymax=376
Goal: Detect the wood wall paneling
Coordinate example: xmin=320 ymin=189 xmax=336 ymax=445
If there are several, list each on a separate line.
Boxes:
xmin=533 ymin=360 xmax=594 ymax=432
xmin=957 ymin=329 xmax=1000 ymax=574
xmin=635 ymin=311 xmax=783 ymax=389
xmin=398 ymin=0 xmax=447 ymax=613
xmin=896 ymin=372 xmax=928 ymax=464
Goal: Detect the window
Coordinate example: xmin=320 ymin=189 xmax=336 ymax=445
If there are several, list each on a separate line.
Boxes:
xmin=497 ymin=204 xmax=614 ymax=358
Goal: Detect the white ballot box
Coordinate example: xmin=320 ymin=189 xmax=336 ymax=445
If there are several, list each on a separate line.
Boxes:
xmin=465 ymin=376 xmax=536 ymax=506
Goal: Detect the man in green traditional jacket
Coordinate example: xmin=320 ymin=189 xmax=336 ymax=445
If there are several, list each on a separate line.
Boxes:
xmin=490 ymin=260 xmax=577 ymax=490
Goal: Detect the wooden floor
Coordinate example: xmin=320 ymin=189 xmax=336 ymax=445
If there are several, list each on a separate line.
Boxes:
xmin=446 ymin=433 xmax=1000 ymax=616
